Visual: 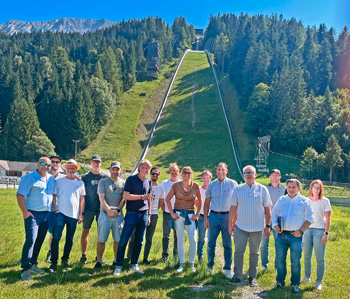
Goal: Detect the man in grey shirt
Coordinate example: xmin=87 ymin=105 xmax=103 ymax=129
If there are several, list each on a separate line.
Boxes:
xmin=93 ymin=161 xmax=125 ymax=271
xmin=204 ymin=162 xmax=238 ymax=279
xmin=260 ymin=169 xmax=286 ymax=271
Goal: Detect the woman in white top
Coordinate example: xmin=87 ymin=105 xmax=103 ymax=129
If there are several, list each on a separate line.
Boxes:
xmin=301 ymin=180 xmax=331 ymax=290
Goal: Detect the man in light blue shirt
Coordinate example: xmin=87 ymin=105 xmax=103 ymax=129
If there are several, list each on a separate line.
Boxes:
xmin=204 ymin=162 xmax=238 ymax=279
xmin=17 ymin=157 xmax=56 ymax=280
xmin=272 ymin=179 xmax=314 ymax=294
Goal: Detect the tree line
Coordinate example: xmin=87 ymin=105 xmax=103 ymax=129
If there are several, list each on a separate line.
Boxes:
xmin=205 ymin=13 xmax=350 ymax=181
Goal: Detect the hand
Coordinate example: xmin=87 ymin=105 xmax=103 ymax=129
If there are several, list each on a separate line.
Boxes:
xmin=113 ymin=210 xmax=120 ymax=217
xmin=74 ymin=175 xmax=81 ymax=181
xmin=321 ymin=234 xmax=328 ymax=244
xmin=264 ymin=227 xmax=271 ymax=238
xmin=78 ymin=214 xmax=84 ymax=224
xmin=107 ymin=210 xmax=116 ymax=218
xmin=191 ymin=214 xmax=198 ymax=221
xmin=171 ymin=212 xmax=179 ymax=220
xmin=55 ymin=210 xmax=60 ymax=214
xmin=143 ymin=194 xmax=155 ymax=200
xmin=228 ymin=226 xmax=234 ymax=236
xmin=204 ymin=218 xmax=209 ymax=229
xmin=292 ymin=230 xmax=302 ymax=238
xmin=274 ymin=226 xmax=282 ymax=234
xmin=147 ymin=214 xmax=151 ymax=226
xmin=23 ymin=210 xmax=33 ymax=219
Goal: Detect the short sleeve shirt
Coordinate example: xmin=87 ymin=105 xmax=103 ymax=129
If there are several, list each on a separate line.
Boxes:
xmin=309 ymin=197 xmax=332 ymax=229
xmin=150 ymin=183 xmax=165 ymax=215
xmin=82 ymin=171 xmax=109 ymax=212
xmin=206 ymin=178 xmax=238 ymax=212
xmin=97 ymin=178 xmax=125 ymax=212
xmin=124 ymin=174 xmax=152 ymax=211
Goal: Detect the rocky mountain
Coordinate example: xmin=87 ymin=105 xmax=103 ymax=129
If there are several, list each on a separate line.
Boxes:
xmin=0 ymin=18 xmax=117 ymax=34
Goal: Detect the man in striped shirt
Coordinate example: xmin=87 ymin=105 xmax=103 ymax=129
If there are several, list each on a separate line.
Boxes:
xmin=229 ymin=165 xmax=272 ymax=287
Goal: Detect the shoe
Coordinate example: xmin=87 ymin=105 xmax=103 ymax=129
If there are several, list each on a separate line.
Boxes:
xmin=189 ymin=264 xmax=196 ymax=273
xmin=30 ymin=264 xmax=45 ymax=275
xmin=207 ymin=267 xmax=214 ymax=273
xmin=301 ymin=276 xmax=311 ymax=283
xmin=21 ymin=269 xmax=33 ymax=280
xmin=48 ymin=264 xmax=57 ymax=274
xmin=249 ymin=277 xmax=258 ymax=287
xmin=80 ymin=255 xmax=87 ymax=264
xmin=160 ymin=256 xmax=168 ymax=262
xmin=273 ymin=282 xmax=285 ymax=289
xmin=231 ymin=277 xmax=241 ymax=284
xmin=113 ymin=267 xmax=121 ymax=276
xmin=93 ymin=262 xmax=102 ymax=271
xmin=143 ymin=259 xmax=150 ymax=265
xmin=315 ymin=282 xmax=322 ymax=290
xmin=130 ymin=264 xmax=144 ymax=274
xmin=95 ymin=256 xmax=108 ymax=265
xmin=46 ymin=250 xmax=51 ymax=263
xmin=224 ymin=269 xmax=232 ymax=279
xmin=62 ymin=260 xmax=72 ymax=271
xmin=260 ymin=265 xmax=268 ymax=271
xmin=291 ymin=285 xmax=301 ymax=294
xmin=176 ymin=264 xmax=185 ymax=273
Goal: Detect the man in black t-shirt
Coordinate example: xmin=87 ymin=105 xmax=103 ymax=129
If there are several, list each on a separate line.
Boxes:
xmin=80 ymin=155 xmax=108 ymax=264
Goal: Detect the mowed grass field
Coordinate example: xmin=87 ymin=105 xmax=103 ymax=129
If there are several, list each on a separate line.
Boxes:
xmin=0 ymin=189 xmax=350 ymax=298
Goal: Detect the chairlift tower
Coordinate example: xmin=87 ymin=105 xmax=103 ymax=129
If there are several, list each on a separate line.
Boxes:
xmin=254 ymin=135 xmax=271 ymax=173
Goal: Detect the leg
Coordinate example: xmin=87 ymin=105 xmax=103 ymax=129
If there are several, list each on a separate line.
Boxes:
xmin=130 ymin=212 xmax=148 ymax=265
xmin=185 ymin=216 xmax=197 ymax=264
xmin=173 ymin=228 xmax=178 ymax=258
xmin=127 ymin=229 xmax=136 ymax=259
xmin=174 ymin=214 xmax=186 ymax=264
xmin=81 ymin=210 xmax=95 ymax=256
xmin=248 ymin=231 xmax=263 ymax=278
xmin=162 ymin=212 xmax=171 ymax=259
xmin=111 ymin=212 xmax=124 ymax=262
xmin=143 ymin=214 xmax=158 ymax=261
xmin=233 ymin=226 xmax=248 ymax=279
xmin=303 ymin=229 xmax=313 ymax=278
xmin=290 ymin=235 xmax=303 ymax=286
xmin=51 ymin=213 xmax=65 ymax=265
xmin=272 ymin=228 xmax=278 ymax=270
xmin=313 ymin=229 xmax=327 ymax=283
xmin=97 ymin=242 xmax=106 ymax=262
xmin=62 ymin=216 xmax=77 ymax=262
xmin=260 ymin=233 xmax=270 ymax=268
xmin=206 ymin=213 xmax=221 ymax=269
xmin=113 ymin=242 xmax=119 ymax=262
xmin=197 ymin=215 xmax=206 ymax=261
xmin=275 ymin=233 xmax=289 ymax=285
xmin=31 ymin=212 xmax=49 ymax=265
xmin=220 ymin=214 xmax=232 ymax=270
xmin=97 ymin=212 xmax=112 ymax=262
xmin=21 ymin=214 xmax=39 ymax=271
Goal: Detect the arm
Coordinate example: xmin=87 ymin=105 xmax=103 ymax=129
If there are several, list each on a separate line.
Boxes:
xmin=16 ymin=193 xmax=32 ymax=219
xmin=147 ymin=197 xmax=151 ymax=226
xmin=78 ymin=195 xmax=85 ymax=224
xmin=159 ymin=198 xmax=165 ymax=212
xmin=165 ymin=188 xmax=179 ymax=220
xmin=204 ymin=197 xmax=211 ymax=229
xmin=264 ymin=206 xmax=271 ymax=238
xmin=192 ymin=185 xmax=202 ymax=221
xmin=123 ymin=191 xmax=152 ymax=201
xmin=98 ymin=193 xmax=115 ymax=218
xmin=52 ymin=194 xmax=59 ymax=212
xmin=228 ymin=205 xmax=237 ymax=235
xmin=292 ymin=220 xmax=311 ymax=237
xmin=321 ymin=210 xmax=331 ymax=244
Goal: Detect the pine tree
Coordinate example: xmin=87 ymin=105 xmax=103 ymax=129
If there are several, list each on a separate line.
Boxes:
xmin=324 ymin=134 xmax=344 ymax=181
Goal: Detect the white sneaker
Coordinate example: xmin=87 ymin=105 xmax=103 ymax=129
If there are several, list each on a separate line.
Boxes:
xmin=21 ymin=269 xmax=33 ymax=280
xmin=130 ymin=264 xmax=144 ymax=274
xmin=301 ymin=276 xmax=311 ymax=283
xmin=259 ymin=265 xmax=268 ymax=271
xmin=113 ymin=267 xmax=122 ymax=276
xmin=176 ymin=264 xmax=185 ymax=273
xmin=224 ymin=269 xmax=232 ymax=279
xmin=189 ymin=264 xmax=196 ymax=273
xmin=315 ymin=282 xmax=322 ymax=290
xmin=30 ymin=264 xmax=45 ymax=275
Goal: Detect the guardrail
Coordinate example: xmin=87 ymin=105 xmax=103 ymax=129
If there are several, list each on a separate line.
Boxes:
xmin=328 ymin=197 xmax=350 ymax=206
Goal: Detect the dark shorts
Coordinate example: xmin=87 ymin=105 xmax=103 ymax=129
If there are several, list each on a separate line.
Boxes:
xmin=83 ymin=210 xmax=100 ymax=229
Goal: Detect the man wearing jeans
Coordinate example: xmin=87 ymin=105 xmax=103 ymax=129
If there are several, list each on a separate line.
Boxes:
xmin=204 ymin=162 xmax=237 ymax=279
xmin=114 ymin=159 xmax=153 ymax=276
xmin=17 ymin=157 xmax=56 ymax=280
xmin=272 ymin=179 xmax=314 ymax=294
xmin=229 ymin=165 xmax=272 ymax=287
xmin=49 ymin=159 xmax=85 ymax=273
xmin=260 ymin=169 xmax=286 ymax=271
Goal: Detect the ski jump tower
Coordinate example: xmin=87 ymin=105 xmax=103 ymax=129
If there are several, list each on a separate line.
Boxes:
xmin=254 ymin=135 xmax=271 ymax=173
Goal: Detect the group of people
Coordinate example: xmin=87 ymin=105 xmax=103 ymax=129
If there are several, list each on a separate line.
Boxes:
xmin=17 ymin=156 xmax=332 ymax=294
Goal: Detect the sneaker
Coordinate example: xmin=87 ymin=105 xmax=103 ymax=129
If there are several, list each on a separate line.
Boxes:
xmin=30 ymin=264 xmax=45 ymax=275
xmin=315 ymin=282 xmax=322 ymax=290
xmin=48 ymin=264 xmax=57 ymax=274
xmin=301 ymin=276 xmax=311 ymax=283
xmin=189 ymin=264 xmax=196 ymax=273
xmin=46 ymin=250 xmax=51 ymax=263
xmin=21 ymin=269 xmax=33 ymax=280
xmin=273 ymin=282 xmax=285 ymax=289
xmin=207 ymin=267 xmax=214 ymax=273
xmin=224 ymin=269 xmax=232 ymax=279
xmin=231 ymin=277 xmax=241 ymax=284
xmin=113 ymin=267 xmax=122 ymax=276
xmin=93 ymin=262 xmax=102 ymax=271
xmin=249 ymin=277 xmax=258 ymax=287
xmin=95 ymin=256 xmax=108 ymax=265
xmin=260 ymin=265 xmax=268 ymax=271
xmin=80 ymin=255 xmax=87 ymax=264
xmin=176 ymin=264 xmax=185 ymax=273
xmin=62 ymin=260 xmax=72 ymax=271
xmin=291 ymin=285 xmax=301 ymax=294
xmin=143 ymin=259 xmax=150 ymax=265
xmin=160 ymin=256 xmax=168 ymax=262
xmin=130 ymin=264 xmax=144 ymax=274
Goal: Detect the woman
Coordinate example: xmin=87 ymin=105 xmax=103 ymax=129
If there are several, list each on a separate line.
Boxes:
xmin=165 ymin=166 xmax=202 ymax=273
xmin=301 ymin=180 xmax=332 ymax=290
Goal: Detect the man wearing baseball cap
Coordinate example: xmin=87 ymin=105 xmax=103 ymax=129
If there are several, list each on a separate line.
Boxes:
xmin=93 ymin=161 xmax=126 ymax=271
xmin=80 ymin=155 xmax=108 ymax=264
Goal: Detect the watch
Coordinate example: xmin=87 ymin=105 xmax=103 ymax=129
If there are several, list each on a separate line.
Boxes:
xmin=299 ymin=229 xmax=304 ymax=235
xmin=116 ymin=208 xmax=121 ymax=213
xmin=80 ymin=212 xmax=84 ymax=215
xmin=266 ymin=224 xmax=271 ymax=228
xmin=324 ymin=231 xmax=329 ymax=235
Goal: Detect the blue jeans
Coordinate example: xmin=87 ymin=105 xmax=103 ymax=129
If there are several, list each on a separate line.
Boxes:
xmin=21 ymin=211 xmax=51 ymax=271
xmin=207 ymin=213 xmax=232 ymax=270
xmin=260 ymin=228 xmax=278 ymax=268
xmin=197 ymin=215 xmax=206 ymax=261
xmin=51 ymin=212 xmax=78 ymax=265
xmin=275 ymin=233 xmax=303 ymax=286
xmin=116 ymin=210 xmax=148 ymax=267
xmin=303 ymin=228 xmax=327 ymax=282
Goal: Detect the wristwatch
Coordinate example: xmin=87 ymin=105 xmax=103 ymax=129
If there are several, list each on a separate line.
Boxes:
xmin=116 ymin=208 xmax=121 ymax=213
xmin=299 ymin=229 xmax=304 ymax=235
xmin=324 ymin=231 xmax=329 ymax=235
xmin=266 ymin=224 xmax=271 ymax=228
xmin=80 ymin=212 xmax=84 ymax=215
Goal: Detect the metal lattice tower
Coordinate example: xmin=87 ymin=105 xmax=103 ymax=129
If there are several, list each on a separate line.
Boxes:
xmin=254 ymin=135 xmax=271 ymax=173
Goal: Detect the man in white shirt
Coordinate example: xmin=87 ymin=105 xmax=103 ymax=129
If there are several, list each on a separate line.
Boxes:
xmin=229 ymin=165 xmax=272 ymax=287
xmin=159 ymin=163 xmax=179 ymax=261
xmin=271 ymin=179 xmax=314 ymax=294
xmin=49 ymin=159 xmax=85 ymax=273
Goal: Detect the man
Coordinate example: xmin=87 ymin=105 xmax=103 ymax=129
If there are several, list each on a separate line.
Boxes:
xmin=93 ymin=161 xmax=125 ymax=271
xmin=114 ymin=159 xmax=153 ymax=276
xmin=159 ymin=163 xmax=179 ymax=261
xmin=260 ymin=169 xmax=286 ymax=271
xmin=229 ymin=165 xmax=272 ymax=287
xmin=80 ymin=155 xmax=108 ymax=264
xmin=49 ymin=159 xmax=85 ymax=273
xmin=197 ymin=170 xmax=212 ymax=261
xmin=17 ymin=157 xmax=56 ymax=280
xmin=272 ymin=179 xmax=314 ymax=294
xmin=204 ymin=163 xmax=237 ymax=279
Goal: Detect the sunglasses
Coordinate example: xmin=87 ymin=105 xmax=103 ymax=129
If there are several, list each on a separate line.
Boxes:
xmin=151 ymin=173 xmax=160 ymax=176
xmin=183 ymin=171 xmax=192 ymax=175
xmin=51 ymin=161 xmax=60 ymax=164
xmin=112 ymin=183 xmax=117 ymax=192
xmin=170 ymin=170 xmax=179 ymax=174
xmin=39 ymin=162 xmax=51 ymax=167
xmin=243 ymin=171 xmax=255 ymax=175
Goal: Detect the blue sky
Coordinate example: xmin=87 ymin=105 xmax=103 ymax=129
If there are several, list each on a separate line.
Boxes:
xmin=1 ymin=0 xmax=349 ymax=33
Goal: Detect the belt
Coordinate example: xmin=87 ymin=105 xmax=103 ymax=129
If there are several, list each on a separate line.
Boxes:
xmin=211 ymin=210 xmax=229 ymax=215
xmin=200 ymin=213 xmax=204 ymax=217
xmin=282 ymin=230 xmax=294 ymax=234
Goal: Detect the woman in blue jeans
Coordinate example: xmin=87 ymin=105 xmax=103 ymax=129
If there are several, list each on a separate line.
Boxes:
xmin=301 ymin=180 xmax=332 ymax=290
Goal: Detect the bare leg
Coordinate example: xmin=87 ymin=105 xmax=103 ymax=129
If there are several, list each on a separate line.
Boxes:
xmin=81 ymin=228 xmax=90 ymax=255
xmin=113 ymin=241 xmax=119 ymax=262
xmin=96 ymin=242 xmax=105 ymax=262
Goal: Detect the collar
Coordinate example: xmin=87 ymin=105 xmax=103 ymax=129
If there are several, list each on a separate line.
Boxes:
xmin=268 ymin=182 xmax=282 ymax=188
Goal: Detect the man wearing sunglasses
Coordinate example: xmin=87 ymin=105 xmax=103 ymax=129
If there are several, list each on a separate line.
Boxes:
xmin=159 ymin=163 xmax=179 ymax=261
xmin=229 ymin=165 xmax=272 ymax=287
xmin=17 ymin=157 xmax=56 ymax=280
xmin=93 ymin=161 xmax=125 ymax=271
